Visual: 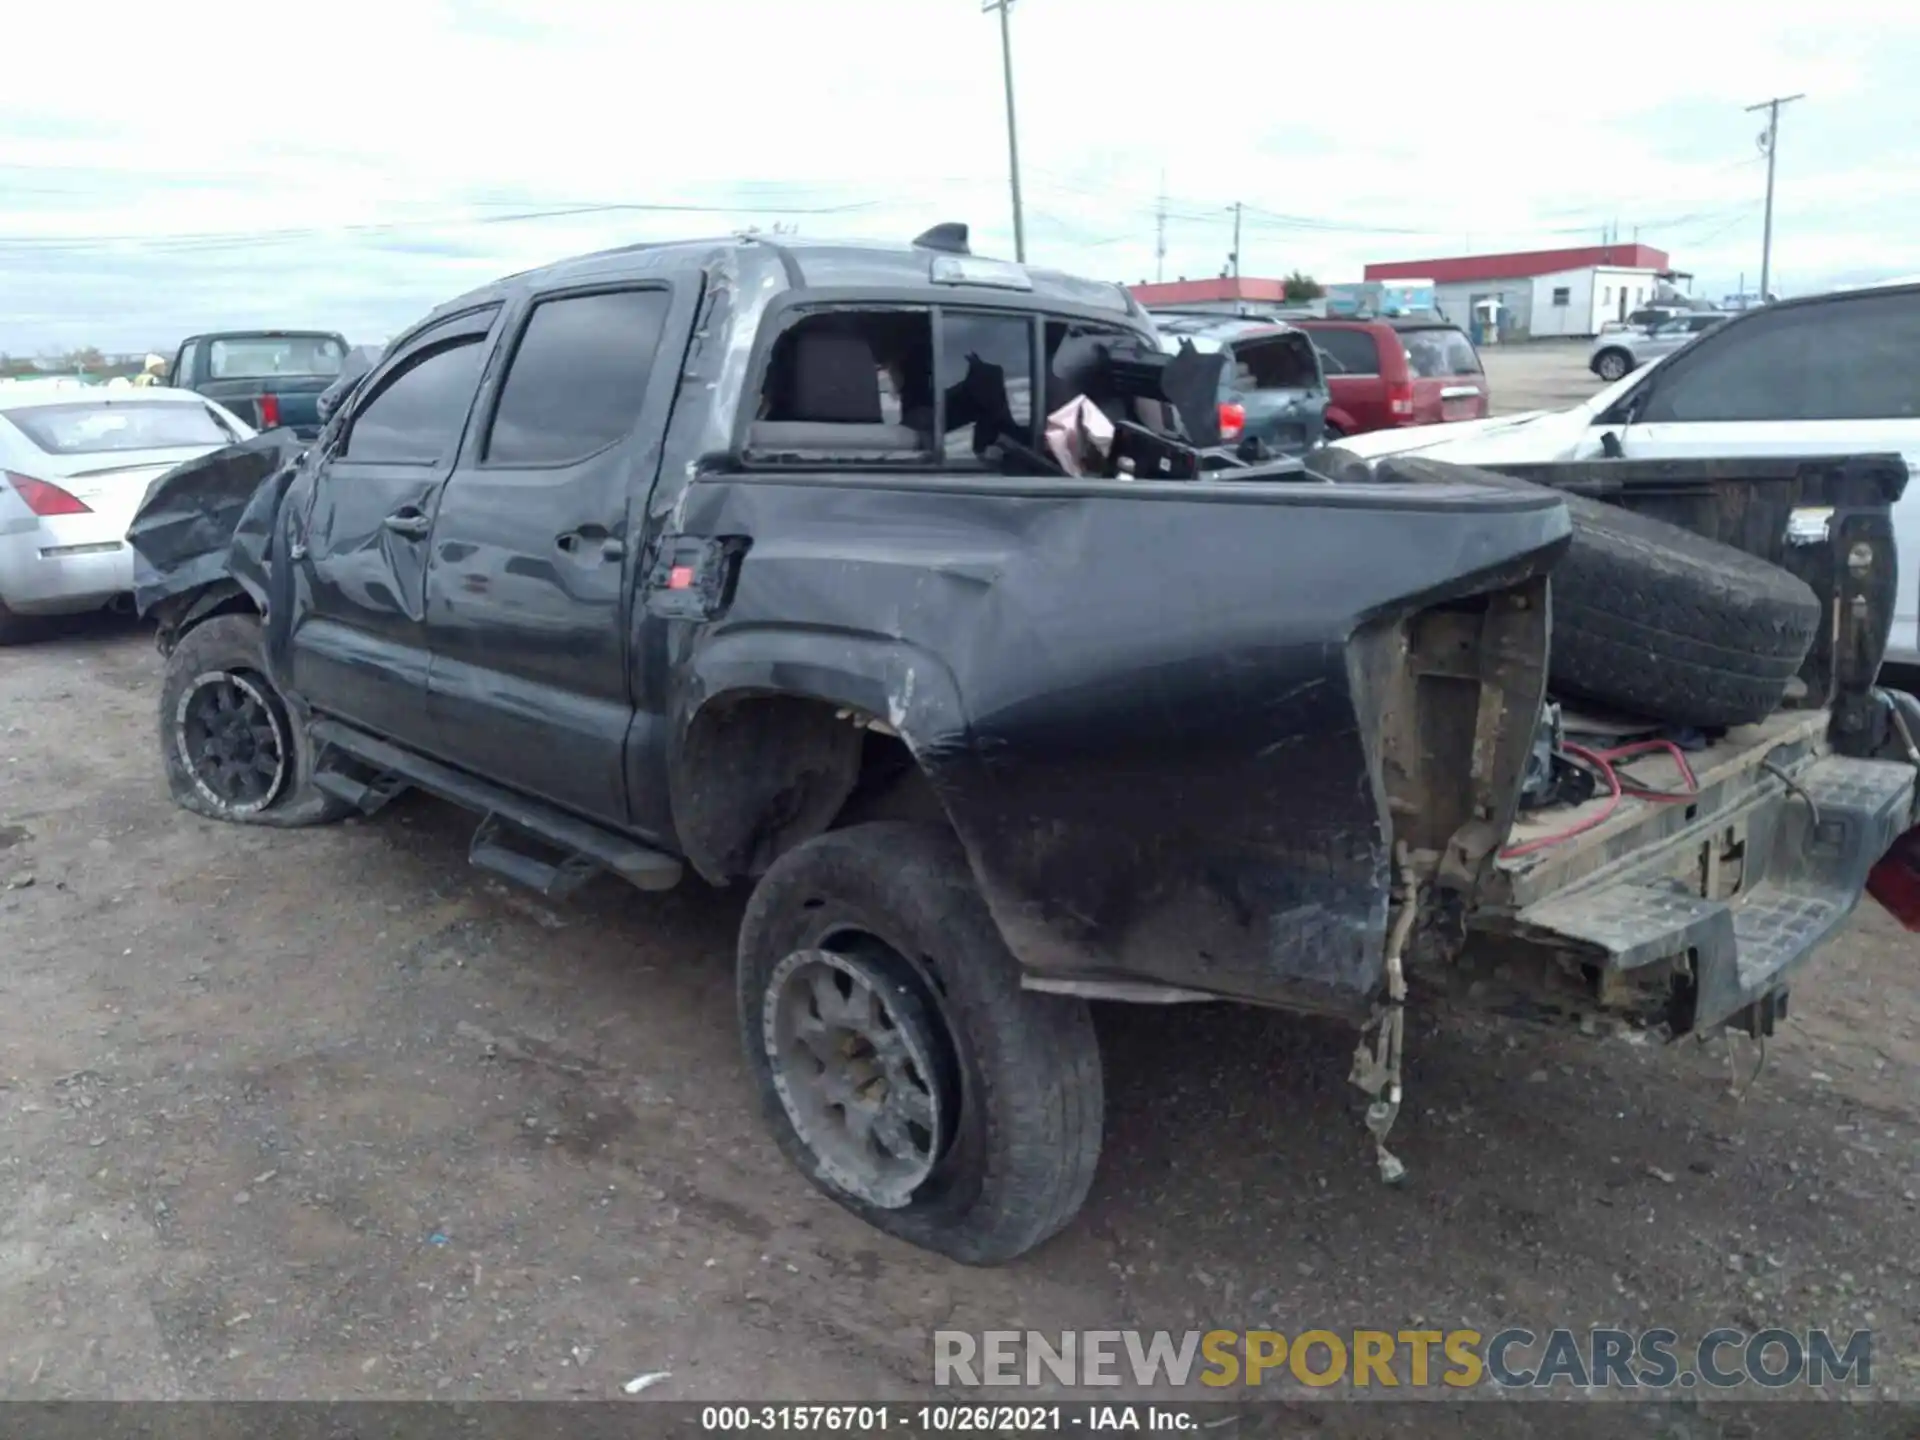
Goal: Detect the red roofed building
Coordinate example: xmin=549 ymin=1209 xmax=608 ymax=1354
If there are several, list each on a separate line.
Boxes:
xmin=1364 ymin=243 xmax=1674 ymax=340
xmin=1126 ymin=277 xmax=1290 ymax=317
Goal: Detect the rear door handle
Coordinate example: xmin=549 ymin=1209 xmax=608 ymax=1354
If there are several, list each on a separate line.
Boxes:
xmin=383 ymin=510 xmax=432 ymax=540
xmin=556 ymin=526 xmax=624 ymax=561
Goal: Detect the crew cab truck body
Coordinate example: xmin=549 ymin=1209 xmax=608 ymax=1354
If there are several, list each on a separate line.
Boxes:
xmin=166 ymin=330 xmax=350 ymax=439
xmin=130 ymin=231 xmax=1920 ymax=1265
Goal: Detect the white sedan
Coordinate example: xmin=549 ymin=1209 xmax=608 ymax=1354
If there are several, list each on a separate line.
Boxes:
xmin=0 ymin=384 xmax=255 ymax=643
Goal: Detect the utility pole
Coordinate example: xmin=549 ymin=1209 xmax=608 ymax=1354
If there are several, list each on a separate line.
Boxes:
xmin=1229 ymin=201 xmax=1243 ymax=280
xmin=982 ymin=0 xmax=1026 ymax=262
xmin=1745 ymin=92 xmax=1803 ymax=301
xmin=1155 ymin=170 xmax=1167 ymax=283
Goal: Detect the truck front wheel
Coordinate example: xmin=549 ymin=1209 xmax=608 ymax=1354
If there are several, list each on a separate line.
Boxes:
xmin=158 ymin=613 xmax=350 ymax=828
xmin=737 ymin=821 xmax=1104 ymax=1265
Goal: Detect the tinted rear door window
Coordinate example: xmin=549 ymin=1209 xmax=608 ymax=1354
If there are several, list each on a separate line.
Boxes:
xmin=485 ymin=289 xmax=673 ymax=466
xmin=346 ymin=338 xmax=487 ymax=463
xmin=1640 ymin=292 xmax=1920 ymax=423
xmin=1307 ymin=329 xmax=1379 ymax=376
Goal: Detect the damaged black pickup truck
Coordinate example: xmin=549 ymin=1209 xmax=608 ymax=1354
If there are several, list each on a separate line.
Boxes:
xmin=130 ymin=224 xmax=1920 ymax=1265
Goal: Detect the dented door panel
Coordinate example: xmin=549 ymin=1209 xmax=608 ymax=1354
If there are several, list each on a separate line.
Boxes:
xmin=286 ymin=308 xmax=501 ymax=751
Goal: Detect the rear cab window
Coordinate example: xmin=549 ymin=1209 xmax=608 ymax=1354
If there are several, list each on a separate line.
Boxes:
xmin=1398 ymin=327 xmax=1482 ymax=378
xmin=3 ymin=400 xmax=239 ymax=454
xmin=207 ymin=335 xmax=347 ymax=379
xmin=742 ymin=304 xmax=1195 ymax=473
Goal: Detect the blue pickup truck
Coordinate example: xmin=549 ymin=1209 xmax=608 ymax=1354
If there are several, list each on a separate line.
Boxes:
xmin=165 ymin=330 xmax=350 ymax=439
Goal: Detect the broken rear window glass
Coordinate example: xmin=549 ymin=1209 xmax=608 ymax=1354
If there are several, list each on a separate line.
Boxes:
xmin=1228 ymin=335 xmax=1322 ymax=391
xmin=750 ymin=309 xmax=935 ymax=460
xmin=938 ymin=311 xmax=1033 ymax=461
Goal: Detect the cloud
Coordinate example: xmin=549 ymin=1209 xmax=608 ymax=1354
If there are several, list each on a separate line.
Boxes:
xmin=2 ymin=0 xmax=1918 ymax=350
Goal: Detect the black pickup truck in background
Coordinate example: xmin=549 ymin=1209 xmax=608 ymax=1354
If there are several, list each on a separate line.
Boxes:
xmin=166 ymin=330 xmax=350 ymax=439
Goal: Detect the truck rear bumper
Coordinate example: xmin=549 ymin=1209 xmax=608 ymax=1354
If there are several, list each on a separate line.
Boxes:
xmin=1509 ymin=753 xmax=1915 ymax=1034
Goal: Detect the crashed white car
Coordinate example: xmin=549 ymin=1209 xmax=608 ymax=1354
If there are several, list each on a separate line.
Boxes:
xmin=1327 ymin=278 xmax=1920 ymax=664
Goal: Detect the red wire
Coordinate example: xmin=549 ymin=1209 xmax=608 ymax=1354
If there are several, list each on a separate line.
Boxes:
xmin=1499 ymin=738 xmax=1701 ymax=860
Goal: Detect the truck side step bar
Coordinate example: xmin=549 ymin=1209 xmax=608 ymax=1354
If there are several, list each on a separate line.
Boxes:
xmin=309 ymin=719 xmax=684 ymax=895
xmin=311 ymin=764 xmax=410 ymax=817
xmin=469 ymin=814 xmax=604 ymax=900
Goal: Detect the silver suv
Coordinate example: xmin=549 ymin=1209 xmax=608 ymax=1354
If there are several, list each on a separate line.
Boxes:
xmin=1588 ymin=311 xmax=1727 ymax=381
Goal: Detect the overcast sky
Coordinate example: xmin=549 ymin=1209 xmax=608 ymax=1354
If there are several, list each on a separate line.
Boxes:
xmin=3 ymin=0 xmax=1916 ymax=353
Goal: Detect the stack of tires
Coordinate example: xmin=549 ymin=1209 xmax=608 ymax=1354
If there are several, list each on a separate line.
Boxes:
xmin=1348 ymin=456 xmax=1822 ymax=728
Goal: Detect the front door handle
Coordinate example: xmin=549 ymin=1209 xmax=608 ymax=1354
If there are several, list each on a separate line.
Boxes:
xmin=383 ymin=510 xmax=432 ymax=540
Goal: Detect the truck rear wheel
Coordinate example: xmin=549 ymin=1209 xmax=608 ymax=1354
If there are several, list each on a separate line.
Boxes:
xmin=158 ymin=613 xmax=351 ymax=827
xmin=737 ymin=821 xmax=1103 ymax=1266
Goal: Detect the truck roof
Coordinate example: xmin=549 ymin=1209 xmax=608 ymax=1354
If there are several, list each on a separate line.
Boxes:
xmin=423 ymin=233 xmax=1144 ymax=330
xmin=178 ymin=329 xmax=348 ymax=343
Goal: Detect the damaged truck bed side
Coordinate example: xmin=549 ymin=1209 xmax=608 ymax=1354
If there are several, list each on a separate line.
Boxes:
xmin=130 ymin=228 xmax=1920 ymax=1266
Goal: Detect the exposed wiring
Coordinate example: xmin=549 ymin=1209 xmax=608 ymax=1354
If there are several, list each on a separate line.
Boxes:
xmin=1723 ymin=1030 xmax=1770 ymax=1102
xmin=1349 ymin=841 xmax=1418 ymax=1184
xmin=1499 ymin=738 xmax=1702 ymax=860
xmin=1761 ymin=758 xmax=1822 ymax=831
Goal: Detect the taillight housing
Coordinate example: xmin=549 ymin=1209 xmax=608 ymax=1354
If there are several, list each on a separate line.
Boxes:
xmin=257 ymin=393 xmax=281 ymax=428
xmin=1387 ymin=378 xmax=1415 ymax=420
xmin=4 ymin=472 xmax=90 ymax=516
xmin=1218 ymin=401 xmax=1246 ymax=442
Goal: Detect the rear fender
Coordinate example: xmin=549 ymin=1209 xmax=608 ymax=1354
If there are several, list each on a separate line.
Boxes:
xmin=663 ymin=471 xmax=1569 ymax=1015
xmin=668 ymin=632 xmax=967 ymax=883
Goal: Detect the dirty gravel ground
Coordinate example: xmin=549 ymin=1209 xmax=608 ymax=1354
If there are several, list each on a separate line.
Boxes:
xmin=1483 ymin=340 xmax=1605 ymax=415
xmin=3 ymin=618 xmax=1919 ymax=1417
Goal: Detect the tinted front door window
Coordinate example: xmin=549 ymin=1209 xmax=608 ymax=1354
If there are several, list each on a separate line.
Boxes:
xmin=347 ymin=339 xmax=487 ymax=462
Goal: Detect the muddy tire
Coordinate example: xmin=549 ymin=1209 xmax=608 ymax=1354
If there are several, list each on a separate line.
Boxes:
xmin=1376 ymin=457 xmax=1822 ymax=727
xmin=738 ymin=821 xmax=1103 ymax=1266
xmin=158 ymin=613 xmax=350 ymax=827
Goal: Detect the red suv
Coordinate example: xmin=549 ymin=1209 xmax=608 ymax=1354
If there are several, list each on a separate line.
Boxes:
xmin=1291 ymin=319 xmax=1490 ymax=439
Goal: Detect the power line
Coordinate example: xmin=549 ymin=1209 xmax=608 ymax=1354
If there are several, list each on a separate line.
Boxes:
xmin=0 ymin=199 xmax=881 ymax=255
